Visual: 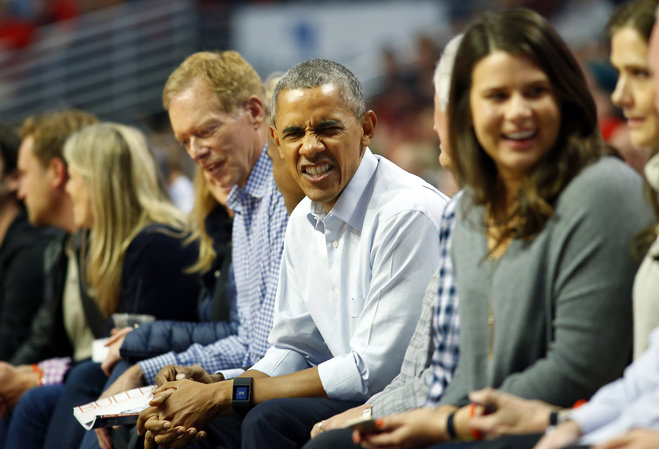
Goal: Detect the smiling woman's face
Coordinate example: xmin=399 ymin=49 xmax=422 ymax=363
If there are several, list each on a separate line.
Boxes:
xmin=469 ymin=51 xmax=560 ymax=187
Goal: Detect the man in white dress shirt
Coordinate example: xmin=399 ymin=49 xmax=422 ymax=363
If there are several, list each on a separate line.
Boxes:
xmin=137 ymin=59 xmax=448 ymax=449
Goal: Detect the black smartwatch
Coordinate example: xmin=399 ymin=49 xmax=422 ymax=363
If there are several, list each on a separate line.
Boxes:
xmin=232 ymin=377 xmax=253 ymax=415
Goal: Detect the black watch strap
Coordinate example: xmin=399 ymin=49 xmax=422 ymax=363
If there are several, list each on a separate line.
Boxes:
xmin=232 ymin=377 xmax=253 ymax=415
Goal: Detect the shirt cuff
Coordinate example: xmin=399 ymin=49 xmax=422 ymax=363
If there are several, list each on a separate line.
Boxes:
xmin=37 ymin=357 xmax=72 ymax=386
xmin=317 ymin=353 xmax=368 ymax=401
xmin=567 ymin=402 xmax=606 ymax=435
xmin=250 ymin=347 xmax=308 ymax=377
xmin=217 ymin=368 xmax=245 ymax=380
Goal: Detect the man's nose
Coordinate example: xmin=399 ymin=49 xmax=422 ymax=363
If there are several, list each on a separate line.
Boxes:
xmin=300 ymin=133 xmax=323 ymax=158
xmin=188 ymin=137 xmax=210 ymax=162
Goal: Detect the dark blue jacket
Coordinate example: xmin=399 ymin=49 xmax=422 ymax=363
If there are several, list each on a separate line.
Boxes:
xmin=120 ymin=205 xmax=235 ymax=364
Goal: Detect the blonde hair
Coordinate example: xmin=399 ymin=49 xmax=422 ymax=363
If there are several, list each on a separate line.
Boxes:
xmin=163 ymin=51 xmax=264 ymax=113
xmin=187 ymin=168 xmax=221 ymax=273
xmin=64 ymin=123 xmax=187 ymax=315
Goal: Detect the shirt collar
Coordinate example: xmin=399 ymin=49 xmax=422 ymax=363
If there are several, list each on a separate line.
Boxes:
xmin=227 ymin=143 xmax=270 ymax=210
xmin=307 ymin=148 xmax=378 ymax=232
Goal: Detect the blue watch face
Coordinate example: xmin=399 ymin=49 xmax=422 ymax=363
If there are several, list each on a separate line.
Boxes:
xmin=234 ymin=386 xmax=249 ymax=401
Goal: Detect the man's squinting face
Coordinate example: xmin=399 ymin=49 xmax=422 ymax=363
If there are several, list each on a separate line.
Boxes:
xmin=168 ymin=77 xmax=258 ymax=189
xmin=273 ymin=85 xmax=375 ymax=212
xmin=16 ymin=136 xmax=55 ymax=226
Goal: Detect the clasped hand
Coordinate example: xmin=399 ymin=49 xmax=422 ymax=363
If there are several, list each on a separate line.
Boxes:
xmin=137 ymin=365 xmax=225 ymax=449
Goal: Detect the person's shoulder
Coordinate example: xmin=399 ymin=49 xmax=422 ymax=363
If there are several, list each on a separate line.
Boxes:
xmin=371 ymin=156 xmax=449 ymax=221
xmin=128 ymin=223 xmax=188 ymax=254
xmin=558 ymin=156 xmax=644 ymax=210
xmin=2 ymin=211 xmax=56 ymax=255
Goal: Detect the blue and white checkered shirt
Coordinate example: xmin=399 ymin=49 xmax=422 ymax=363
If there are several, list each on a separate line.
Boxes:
xmin=425 ymin=192 xmax=461 ymax=408
xmin=138 ymin=146 xmax=288 ymax=383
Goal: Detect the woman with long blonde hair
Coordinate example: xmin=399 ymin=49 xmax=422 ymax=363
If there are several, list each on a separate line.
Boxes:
xmin=64 ymin=122 xmax=200 ymax=319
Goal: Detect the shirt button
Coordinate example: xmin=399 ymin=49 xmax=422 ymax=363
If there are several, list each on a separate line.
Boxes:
xmin=332 ymin=241 xmax=338 ymax=248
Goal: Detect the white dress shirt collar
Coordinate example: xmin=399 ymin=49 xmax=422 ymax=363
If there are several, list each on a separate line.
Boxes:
xmin=307 ymin=148 xmax=378 ymax=232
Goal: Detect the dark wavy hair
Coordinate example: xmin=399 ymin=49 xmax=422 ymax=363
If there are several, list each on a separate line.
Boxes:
xmin=604 ymin=0 xmax=656 ymax=48
xmin=449 ymin=8 xmax=604 ymax=249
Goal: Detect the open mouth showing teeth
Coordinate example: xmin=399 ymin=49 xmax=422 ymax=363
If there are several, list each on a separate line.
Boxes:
xmin=303 ymin=164 xmax=332 ymax=179
xmin=504 ymin=130 xmax=537 ymax=140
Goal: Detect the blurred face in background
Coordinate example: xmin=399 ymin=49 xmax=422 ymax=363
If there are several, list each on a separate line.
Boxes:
xmin=610 ymin=27 xmax=659 ymax=149
xmin=16 ymin=136 xmax=57 ymax=226
xmin=433 ymin=91 xmax=454 ymax=172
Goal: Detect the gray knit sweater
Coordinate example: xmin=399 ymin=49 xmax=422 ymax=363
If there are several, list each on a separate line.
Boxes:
xmin=439 ymin=157 xmax=655 ymax=408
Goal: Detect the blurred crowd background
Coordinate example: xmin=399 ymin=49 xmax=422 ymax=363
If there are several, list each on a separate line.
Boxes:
xmin=0 ymin=0 xmax=639 ymax=199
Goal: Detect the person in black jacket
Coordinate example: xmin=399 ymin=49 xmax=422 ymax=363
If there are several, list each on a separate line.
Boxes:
xmin=8 ymin=109 xmax=98 ymax=368
xmin=0 ymin=121 xmax=55 ymax=362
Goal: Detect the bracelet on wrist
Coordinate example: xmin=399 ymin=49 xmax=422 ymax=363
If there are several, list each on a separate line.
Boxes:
xmin=31 ymin=364 xmax=43 ymax=386
xmin=446 ymin=412 xmax=457 ymax=439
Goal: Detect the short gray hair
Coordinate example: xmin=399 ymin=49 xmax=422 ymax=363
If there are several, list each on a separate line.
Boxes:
xmin=433 ymin=34 xmax=463 ymax=112
xmin=271 ymin=59 xmax=365 ymax=126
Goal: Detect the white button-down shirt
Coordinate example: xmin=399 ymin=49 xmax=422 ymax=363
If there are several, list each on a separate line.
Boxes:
xmin=251 ymin=149 xmax=448 ymax=401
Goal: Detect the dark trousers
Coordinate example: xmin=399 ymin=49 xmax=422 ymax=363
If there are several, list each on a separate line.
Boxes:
xmin=432 ymin=434 xmax=588 ymax=449
xmin=190 ymin=397 xmax=361 ymax=449
xmin=103 ymin=397 xmax=361 ymax=449
xmin=4 ymin=384 xmax=62 ymax=449
xmin=42 ymin=360 xmax=110 ymax=449
xmin=303 ymin=428 xmax=474 ymax=449
xmin=77 ymin=361 xmax=132 ymax=449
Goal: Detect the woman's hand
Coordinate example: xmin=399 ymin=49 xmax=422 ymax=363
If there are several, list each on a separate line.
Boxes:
xmin=354 ymin=408 xmax=449 ymax=449
xmin=469 ymin=388 xmax=556 ymax=438
xmin=101 ymin=327 xmax=134 ymax=376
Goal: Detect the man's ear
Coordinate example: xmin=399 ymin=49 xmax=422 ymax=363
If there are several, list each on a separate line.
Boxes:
xmin=245 ymin=95 xmax=266 ymax=129
xmin=270 ymin=125 xmax=284 ymax=159
xmin=359 ymin=110 xmax=377 ymax=150
xmin=48 ymin=157 xmax=69 ymax=191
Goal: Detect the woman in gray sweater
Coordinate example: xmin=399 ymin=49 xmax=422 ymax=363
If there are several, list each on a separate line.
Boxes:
xmin=353 ymin=8 xmax=655 ymax=449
